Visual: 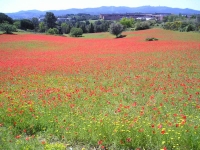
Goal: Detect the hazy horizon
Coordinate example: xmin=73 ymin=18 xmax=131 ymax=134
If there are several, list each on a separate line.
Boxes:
xmin=1 ymin=0 xmax=200 ymax=13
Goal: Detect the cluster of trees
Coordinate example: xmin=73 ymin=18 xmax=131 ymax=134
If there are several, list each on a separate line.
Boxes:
xmin=1 ymin=11 xmax=157 ymax=36
xmin=2 ymin=10 xmax=200 ymax=36
xmin=0 ymin=11 xmax=114 ymax=36
xmin=163 ymin=21 xmax=194 ymax=32
xmin=162 ymin=14 xmax=200 ymax=32
xmin=119 ymin=17 xmax=157 ymax=31
xmin=0 ymin=13 xmax=40 ymax=33
xmin=0 ymin=13 xmax=16 ymax=34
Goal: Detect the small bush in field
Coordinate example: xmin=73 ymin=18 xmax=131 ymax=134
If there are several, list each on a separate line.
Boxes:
xmin=46 ymin=28 xmax=59 ymax=35
xmin=145 ymin=37 xmax=158 ymax=41
xmin=109 ymin=23 xmax=124 ymax=38
xmin=70 ymin=27 xmax=83 ymax=37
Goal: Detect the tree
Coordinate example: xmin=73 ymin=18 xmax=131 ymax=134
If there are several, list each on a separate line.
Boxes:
xmin=46 ymin=28 xmax=59 ymax=35
xmin=44 ymin=12 xmax=57 ymax=29
xmin=0 ymin=13 xmax=13 ymax=24
xmin=94 ymin=24 xmax=102 ymax=32
xmin=79 ymin=22 xmax=87 ymax=33
xmin=163 ymin=16 xmax=168 ymax=22
xmin=39 ymin=22 xmax=45 ymax=32
xmin=185 ymin=24 xmax=195 ymax=32
xmin=109 ymin=23 xmax=123 ymax=38
xmin=14 ymin=20 xmax=21 ymax=29
xmin=20 ymin=19 xmax=34 ymax=30
xmin=85 ymin=20 xmax=90 ymax=25
xmin=32 ymin=17 xmax=39 ymax=32
xmin=197 ymin=15 xmax=200 ymax=23
xmin=120 ymin=17 xmax=134 ymax=28
xmin=53 ymin=28 xmax=59 ymax=34
xmin=61 ymin=23 xmax=70 ymax=34
xmin=0 ymin=22 xmax=16 ymax=34
xmin=70 ymin=27 xmax=83 ymax=37
xmin=135 ymin=22 xmax=150 ymax=30
xmin=75 ymin=22 xmax=80 ymax=28
xmin=88 ymin=23 xmax=94 ymax=33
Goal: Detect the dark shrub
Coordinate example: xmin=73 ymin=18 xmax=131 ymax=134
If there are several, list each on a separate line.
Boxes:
xmin=146 ymin=37 xmax=158 ymax=41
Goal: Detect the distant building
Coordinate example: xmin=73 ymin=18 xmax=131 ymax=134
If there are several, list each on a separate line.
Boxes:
xmin=57 ymin=18 xmax=72 ymax=23
xmin=100 ymin=13 xmax=171 ymax=21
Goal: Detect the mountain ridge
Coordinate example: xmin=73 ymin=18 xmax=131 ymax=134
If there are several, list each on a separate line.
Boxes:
xmin=5 ymin=6 xmax=200 ymax=19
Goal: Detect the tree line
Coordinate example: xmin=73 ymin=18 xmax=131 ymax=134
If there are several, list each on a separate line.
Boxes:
xmin=162 ymin=14 xmax=200 ymax=32
xmin=1 ymin=11 xmax=200 ymax=36
xmin=0 ymin=12 xmax=114 ymax=36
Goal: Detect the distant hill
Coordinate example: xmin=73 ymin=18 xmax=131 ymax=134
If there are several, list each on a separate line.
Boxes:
xmin=5 ymin=6 xmax=200 ymax=19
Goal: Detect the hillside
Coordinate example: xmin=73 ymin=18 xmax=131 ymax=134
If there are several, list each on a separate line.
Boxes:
xmin=6 ymin=6 xmax=200 ymax=19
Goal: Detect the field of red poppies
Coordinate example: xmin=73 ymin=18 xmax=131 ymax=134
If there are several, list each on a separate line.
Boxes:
xmin=0 ymin=29 xmax=200 ymax=150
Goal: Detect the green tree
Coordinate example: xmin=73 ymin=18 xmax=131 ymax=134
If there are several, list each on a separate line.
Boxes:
xmin=44 ymin=12 xmax=57 ymax=29
xmin=109 ymin=23 xmax=124 ymax=38
xmin=46 ymin=28 xmax=59 ymax=35
xmin=79 ymin=22 xmax=87 ymax=33
xmin=163 ymin=16 xmax=168 ymax=22
xmin=70 ymin=27 xmax=83 ymax=37
xmin=120 ymin=17 xmax=134 ymax=28
xmin=85 ymin=20 xmax=90 ymax=25
xmin=47 ymin=28 xmax=55 ymax=34
xmin=61 ymin=23 xmax=70 ymax=34
xmin=88 ymin=23 xmax=94 ymax=33
xmin=20 ymin=19 xmax=34 ymax=30
xmin=135 ymin=22 xmax=150 ymax=30
xmin=0 ymin=13 xmax=13 ymax=24
xmin=0 ymin=22 xmax=16 ymax=34
xmin=53 ymin=28 xmax=59 ymax=34
xmin=185 ymin=24 xmax=195 ymax=32
xmin=197 ymin=15 xmax=200 ymax=23
xmin=32 ymin=17 xmax=39 ymax=32
xmin=14 ymin=20 xmax=21 ymax=29
xmin=39 ymin=22 xmax=45 ymax=32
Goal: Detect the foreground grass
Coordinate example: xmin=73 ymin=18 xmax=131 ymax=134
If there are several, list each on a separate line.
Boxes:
xmin=0 ymin=29 xmax=200 ymax=150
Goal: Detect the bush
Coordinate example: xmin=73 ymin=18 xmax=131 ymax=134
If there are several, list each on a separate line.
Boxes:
xmin=135 ymin=22 xmax=150 ymax=30
xmin=163 ymin=21 xmax=196 ymax=32
xmin=70 ymin=27 xmax=83 ymax=37
xmin=0 ymin=22 xmax=16 ymax=34
xmin=46 ymin=28 xmax=55 ymax=35
xmin=120 ymin=17 xmax=134 ymax=28
xmin=61 ymin=23 xmax=70 ymax=34
xmin=146 ymin=37 xmax=158 ymax=41
xmin=53 ymin=28 xmax=59 ymax=34
xmin=46 ymin=28 xmax=59 ymax=35
xmin=39 ymin=22 xmax=45 ymax=33
xmin=185 ymin=24 xmax=195 ymax=32
xmin=109 ymin=23 xmax=124 ymax=38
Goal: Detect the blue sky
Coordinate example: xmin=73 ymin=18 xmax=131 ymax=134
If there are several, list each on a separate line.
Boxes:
xmin=0 ymin=0 xmax=200 ymax=13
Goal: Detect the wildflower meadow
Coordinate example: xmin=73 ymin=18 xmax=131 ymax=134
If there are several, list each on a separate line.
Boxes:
xmin=0 ymin=28 xmax=200 ymax=150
